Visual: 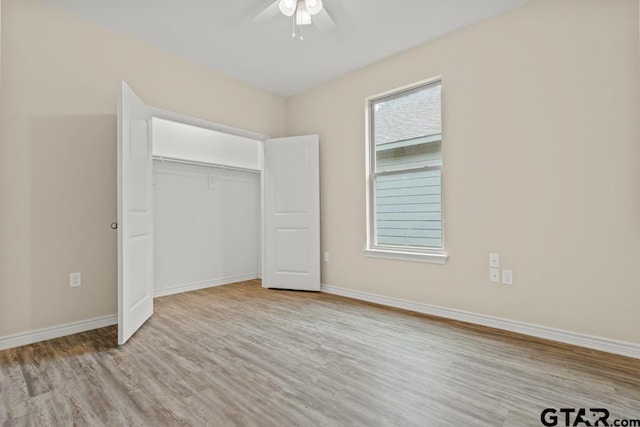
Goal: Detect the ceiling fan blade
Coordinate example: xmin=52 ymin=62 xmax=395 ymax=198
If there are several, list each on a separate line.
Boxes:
xmin=313 ymin=7 xmax=336 ymax=33
xmin=251 ymin=0 xmax=281 ymax=23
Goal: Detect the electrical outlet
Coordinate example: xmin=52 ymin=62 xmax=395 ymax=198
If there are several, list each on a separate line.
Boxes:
xmin=323 ymin=251 xmax=330 ymax=262
xmin=502 ymin=270 xmax=514 ymax=285
xmin=489 ymin=268 xmax=500 ymax=283
xmin=489 ymin=253 xmax=500 ymax=268
xmin=70 ymin=272 xmax=81 ymax=288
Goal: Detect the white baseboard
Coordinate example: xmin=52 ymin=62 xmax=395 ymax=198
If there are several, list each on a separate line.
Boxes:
xmin=0 ymin=314 xmax=117 ymax=352
xmin=5 ymin=282 xmax=634 ymax=359
xmin=321 ymin=284 xmax=640 ymax=359
xmin=154 ymin=273 xmax=260 ymax=298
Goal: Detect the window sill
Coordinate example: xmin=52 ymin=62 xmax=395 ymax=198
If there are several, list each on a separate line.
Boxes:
xmin=363 ymin=248 xmax=448 ymax=264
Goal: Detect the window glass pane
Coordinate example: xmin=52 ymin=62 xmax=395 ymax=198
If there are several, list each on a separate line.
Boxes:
xmin=373 ymin=83 xmax=442 ymax=173
xmin=373 ymin=84 xmax=441 ymax=145
xmin=375 ymin=169 xmax=442 ymax=249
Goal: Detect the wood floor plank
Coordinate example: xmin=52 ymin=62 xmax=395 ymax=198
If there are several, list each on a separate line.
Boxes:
xmin=0 ymin=279 xmax=638 ymax=426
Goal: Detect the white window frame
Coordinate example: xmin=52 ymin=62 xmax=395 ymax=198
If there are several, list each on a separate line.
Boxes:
xmin=364 ymin=77 xmax=448 ymax=264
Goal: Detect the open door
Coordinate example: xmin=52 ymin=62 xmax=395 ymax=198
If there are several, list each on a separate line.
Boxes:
xmin=117 ymin=81 xmax=154 ymax=345
xmin=263 ymin=135 xmax=320 ymax=291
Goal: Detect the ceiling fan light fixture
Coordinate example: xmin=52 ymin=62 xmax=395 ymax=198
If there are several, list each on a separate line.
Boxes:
xmin=304 ymin=0 xmax=323 ymax=15
xmin=279 ymin=0 xmax=296 ymax=17
xmin=295 ymin=0 xmax=312 ymax=25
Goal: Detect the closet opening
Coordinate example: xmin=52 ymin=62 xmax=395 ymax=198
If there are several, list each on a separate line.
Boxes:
xmin=150 ymin=116 xmax=264 ymax=298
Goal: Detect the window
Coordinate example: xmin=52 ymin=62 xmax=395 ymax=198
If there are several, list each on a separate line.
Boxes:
xmin=365 ymin=79 xmax=447 ymax=264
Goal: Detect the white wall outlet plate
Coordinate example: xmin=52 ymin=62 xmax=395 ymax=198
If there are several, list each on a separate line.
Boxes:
xmin=323 ymin=251 xmax=330 ymax=262
xmin=70 ymin=272 xmax=81 ymax=288
xmin=489 ymin=253 xmax=500 ymax=268
xmin=489 ymin=268 xmax=500 ymax=283
xmin=502 ymin=270 xmax=514 ymax=285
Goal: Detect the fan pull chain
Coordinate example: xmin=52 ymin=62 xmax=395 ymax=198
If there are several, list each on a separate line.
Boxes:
xmin=290 ymin=6 xmax=304 ymax=42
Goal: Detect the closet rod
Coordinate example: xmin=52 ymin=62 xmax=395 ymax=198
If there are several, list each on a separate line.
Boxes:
xmin=152 ymin=156 xmax=261 ymax=174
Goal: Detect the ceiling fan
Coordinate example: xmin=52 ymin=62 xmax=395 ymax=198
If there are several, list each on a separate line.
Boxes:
xmin=252 ymin=0 xmax=336 ymax=38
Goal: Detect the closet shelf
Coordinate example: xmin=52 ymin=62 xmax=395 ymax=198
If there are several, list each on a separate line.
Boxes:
xmin=153 ymin=156 xmax=260 ymax=174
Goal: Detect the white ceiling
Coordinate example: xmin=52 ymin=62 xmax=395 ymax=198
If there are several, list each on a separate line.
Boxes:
xmin=42 ymin=0 xmax=530 ymax=97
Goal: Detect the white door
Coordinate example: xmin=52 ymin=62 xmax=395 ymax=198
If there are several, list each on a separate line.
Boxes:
xmin=117 ymin=81 xmax=154 ymax=345
xmin=263 ymin=135 xmax=320 ymax=291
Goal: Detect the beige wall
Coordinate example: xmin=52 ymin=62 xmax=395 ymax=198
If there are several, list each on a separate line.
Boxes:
xmin=287 ymin=0 xmax=640 ymax=344
xmin=0 ymin=0 xmax=286 ymax=336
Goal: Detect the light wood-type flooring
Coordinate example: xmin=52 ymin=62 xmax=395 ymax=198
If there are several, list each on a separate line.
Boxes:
xmin=1 ymin=280 xmax=638 ymax=426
